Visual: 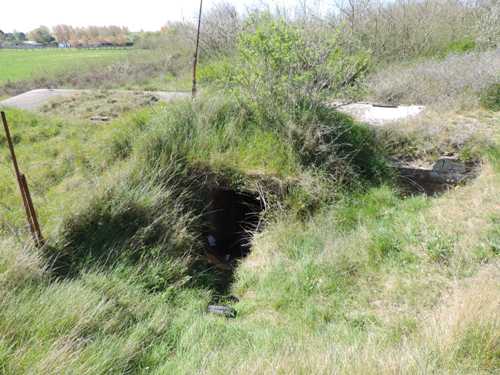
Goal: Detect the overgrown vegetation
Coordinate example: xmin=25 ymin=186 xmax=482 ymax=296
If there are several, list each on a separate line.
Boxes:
xmin=1 ymin=1 xmax=499 ymax=374
xmin=366 ymin=49 xmax=500 ymax=108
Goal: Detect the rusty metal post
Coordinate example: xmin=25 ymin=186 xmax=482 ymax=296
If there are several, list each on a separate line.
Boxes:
xmin=20 ymin=174 xmax=44 ymax=247
xmin=19 ymin=174 xmax=37 ymax=243
xmin=1 ymin=111 xmax=44 ymax=247
xmin=192 ymin=0 xmax=203 ymax=99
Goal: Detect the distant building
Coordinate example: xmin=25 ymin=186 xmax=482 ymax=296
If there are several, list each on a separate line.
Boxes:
xmin=22 ymin=41 xmax=44 ymax=48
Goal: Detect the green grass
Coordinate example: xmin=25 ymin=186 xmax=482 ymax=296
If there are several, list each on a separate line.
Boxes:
xmin=0 ymin=99 xmax=498 ymax=373
xmin=0 ymin=107 xmax=155 ymax=233
xmin=0 ymin=48 xmax=130 ymax=83
xmin=0 ymin=48 xmax=193 ymax=97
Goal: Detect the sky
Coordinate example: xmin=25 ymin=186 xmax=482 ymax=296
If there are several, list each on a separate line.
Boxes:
xmin=0 ymin=0 xmax=329 ymax=33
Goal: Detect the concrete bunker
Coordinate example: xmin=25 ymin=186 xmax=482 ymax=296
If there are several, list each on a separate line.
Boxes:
xmin=396 ymin=157 xmax=479 ymax=195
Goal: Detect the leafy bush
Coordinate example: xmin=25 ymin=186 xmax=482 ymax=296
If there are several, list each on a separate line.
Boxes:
xmin=197 ymin=19 xmax=383 ymax=183
xmin=233 ymin=19 xmax=369 ymax=123
xmin=198 ymin=58 xmax=236 ymax=84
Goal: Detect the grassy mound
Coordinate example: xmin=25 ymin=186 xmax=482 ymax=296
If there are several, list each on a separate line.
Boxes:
xmin=38 ymin=88 xmax=387 ymax=278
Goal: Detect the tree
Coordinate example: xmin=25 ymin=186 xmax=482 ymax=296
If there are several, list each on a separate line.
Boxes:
xmin=28 ymin=26 xmax=55 ymax=44
xmin=52 ymin=24 xmax=129 ymax=47
xmin=53 ymin=24 xmax=74 ymax=44
xmin=477 ymin=0 xmax=500 ymax=48
xmin=200 ymin=2 xmax=241 ymax=56
xmin=12 ymin=31 xmax=27 ymax=42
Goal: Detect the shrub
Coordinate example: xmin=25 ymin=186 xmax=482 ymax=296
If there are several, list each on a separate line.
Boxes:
xmin=476 ymin=0 xmax=500 ymax=49
xmin=480 ymin=83 xmax=500 ymax=111
xmin=197 ymin=19 xmax=383 ymax=182
xmin=199 ymin=2 xmax=242 ymax=57
xmin=440 ymin=38 xmax=476 ymax=57
xmin=232 ymin=18 xmax=369 ymax=123
xmin=201 ymin=18 xmax=369 ymax=116
xmin=332 ymin=0 xmax=488 ymax=61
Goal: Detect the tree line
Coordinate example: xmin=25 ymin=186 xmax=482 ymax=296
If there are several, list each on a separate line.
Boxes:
xmin=131 ymin=0 xmax=498 ymax=62
xmin=0 ymin=25 xmax=131 ymax=47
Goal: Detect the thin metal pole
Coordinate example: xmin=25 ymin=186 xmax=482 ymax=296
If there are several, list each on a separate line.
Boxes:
xmin=1 ymin=111 xmax=44 ymax=247
xmin=192 ymin=0 xmax=203 ymax=99
xmin=20 ymin=174 xmax=44 ymax=247
xmin=19 ymin=174 xmax=37 ymax=242
xmin=1 ymin=112 xmax=23 ymax=183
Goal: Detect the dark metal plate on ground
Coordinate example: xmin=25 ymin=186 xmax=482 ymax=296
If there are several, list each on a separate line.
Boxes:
xmin=208 ymin=305 xmax=237 ymax=319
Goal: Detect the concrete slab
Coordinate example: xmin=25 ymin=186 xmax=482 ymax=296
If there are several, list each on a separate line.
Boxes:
xmin=0 ymin=89 xmax=190 ymax=111
xmin=335 ymin=102 xmax=425 ymax=125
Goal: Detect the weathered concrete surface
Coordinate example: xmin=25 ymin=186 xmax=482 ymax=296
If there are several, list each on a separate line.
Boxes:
xmin=0 ymin=89 xmax=190 ymax=111
xmin=0 ymin=89 xmax=84 ymax=111
xmin=396 ymin=158 xmax=478 ymax=195
xmin=335 ymin=102 xmax=425 ymax=125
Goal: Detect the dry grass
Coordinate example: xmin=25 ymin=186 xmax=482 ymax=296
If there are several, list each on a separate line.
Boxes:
xmin=376 ymin=109 xmax=500 ymax=163
xmin=421 ymin=264 xmax=499 ymax=372
xmin=367 ymin=49 xmax=500 ymax=109
xmin=422 ymin=162 xmax=500 ymax=267
xmin=0 ymin=239 xmax=45 ymax=288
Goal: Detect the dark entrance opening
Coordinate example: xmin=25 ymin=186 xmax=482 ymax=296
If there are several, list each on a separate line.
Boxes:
xmin=195 ymin=187 xmax=264 ymax=300
xmin=204 ymin=188 xmax=264 ymax=264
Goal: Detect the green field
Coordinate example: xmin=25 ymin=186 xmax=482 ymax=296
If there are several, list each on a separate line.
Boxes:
xmin=0 ymin=48 xmax=130 ymax=83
